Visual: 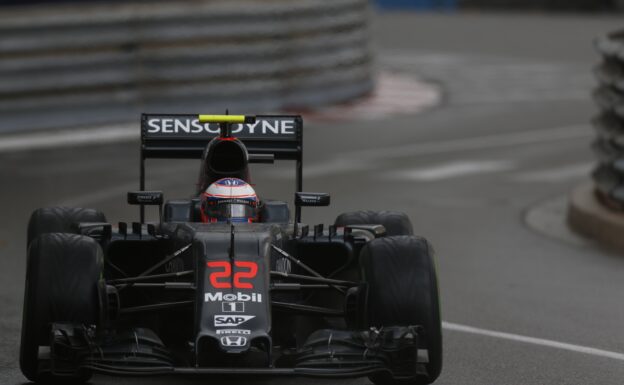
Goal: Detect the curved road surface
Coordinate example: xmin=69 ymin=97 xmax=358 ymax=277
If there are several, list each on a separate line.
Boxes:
xmin=1 ymin=12 xmax=624 ymax=385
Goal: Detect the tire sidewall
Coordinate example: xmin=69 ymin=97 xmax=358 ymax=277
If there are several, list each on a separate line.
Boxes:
xmin=27 ymin=207 xmax=106 ymax=246
xmin=20 ymin=233 xmax=103 ymax=383
xmin=360 ymin=235 xmax=442 ymax=384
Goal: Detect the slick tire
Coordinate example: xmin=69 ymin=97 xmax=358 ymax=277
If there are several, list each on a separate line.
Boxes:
xmin=20 ymin=233 xmax=104 ymax=383
xmin=335 ymin=210 xmax=413 ymax=236
xmin=360 ymin=236 xmax=442 ymax=385
xmin=27 ymin=207 xmax=107 ymax=246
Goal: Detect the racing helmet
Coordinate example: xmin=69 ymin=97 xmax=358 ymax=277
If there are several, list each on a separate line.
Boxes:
xmin=200 ymin=178 xmax=259 ymax=223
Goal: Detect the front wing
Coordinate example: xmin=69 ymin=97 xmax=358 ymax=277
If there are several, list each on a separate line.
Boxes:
xmin=47 ymin=323 xmax=428 ymax=379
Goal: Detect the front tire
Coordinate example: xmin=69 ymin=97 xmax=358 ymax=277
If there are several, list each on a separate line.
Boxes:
xmin=27 ymin=207 xmax=106 ymax=246
xmin=360 ymin=236 xmax=442 ymax=385
xmin=20 ymin=233 xmax=104 ymax=383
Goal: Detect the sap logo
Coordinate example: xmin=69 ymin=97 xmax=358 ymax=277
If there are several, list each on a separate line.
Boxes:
xmin=216 ymin=329 xmax=251 ymax=335
xmin=204 ymin=292 xmax=262 ymax=303
xmin=220 ymin=336 xmax=247 ymax=347
xmin=214 ymin=315 xmax=255 ymax=327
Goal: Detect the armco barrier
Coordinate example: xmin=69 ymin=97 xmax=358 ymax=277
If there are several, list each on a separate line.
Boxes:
xmin=374 ymin=0 xmax=457 ymax=10
xmin=0 ymin=0 xmax=373 ymax=132
xmin=591 ymin=30 xmax=624 ymax=209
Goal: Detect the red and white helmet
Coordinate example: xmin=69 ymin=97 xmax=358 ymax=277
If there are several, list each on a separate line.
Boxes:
xmin=200 ymin=178 xmax=259 ymax=223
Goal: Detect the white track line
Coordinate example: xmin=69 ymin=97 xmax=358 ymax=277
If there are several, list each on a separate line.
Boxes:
xmin=269 ymin=125 xmax=591 ymax=179
xmin=297 ymin=124 xmax=590 ymax=178
xmin=388 ymin=160 xmax=515 ymax=181
xmin=443 ymin=322 xmax=624 ymax=362
xmin=0 ymin=124 xmax=136 ymax=153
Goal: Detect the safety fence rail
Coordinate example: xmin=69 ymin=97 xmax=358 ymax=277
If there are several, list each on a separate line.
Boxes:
xmin=0 ymin=0 xmax=373 ymax=133
xmin=593 ymin=29 xmax=624 ymax=209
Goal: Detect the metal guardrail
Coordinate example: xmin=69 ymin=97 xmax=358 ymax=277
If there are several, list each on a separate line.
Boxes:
xmin=0 ymin=0 xmax=374 ymax=132
xmin=375 ymin=0 xmax=457 ymax=9
xmin=593 ymin=29 xmax=624 ymax=208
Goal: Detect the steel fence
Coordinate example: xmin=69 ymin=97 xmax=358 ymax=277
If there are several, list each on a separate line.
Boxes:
xmin=593 ymin=29 xmax=624 ymax=208
xmin=0 ymin=0 xmax=374 ymax=132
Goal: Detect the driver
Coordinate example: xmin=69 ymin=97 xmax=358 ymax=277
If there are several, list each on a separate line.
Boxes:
xmin=200 ymin=177 xmax=259 ymax=223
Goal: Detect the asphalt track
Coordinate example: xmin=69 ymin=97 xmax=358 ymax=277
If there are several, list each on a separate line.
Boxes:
xmin=1 ymin=11 xmax=624 ymax=385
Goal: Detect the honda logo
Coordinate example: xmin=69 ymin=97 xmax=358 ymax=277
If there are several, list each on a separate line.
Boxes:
xmin=220 ymin=336 xmax=247 ymax=347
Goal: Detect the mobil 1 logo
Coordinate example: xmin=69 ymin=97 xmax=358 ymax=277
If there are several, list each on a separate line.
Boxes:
xmin=204 ymin=292 xmax=262 ymax=303
xmin=222 ymin=302 xmax=244 ymax=313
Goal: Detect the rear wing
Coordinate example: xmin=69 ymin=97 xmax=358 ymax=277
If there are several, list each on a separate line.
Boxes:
xmin=141 ymin=114 xmax=302 ymax=161
xmin=139 ymin=113 xmax=303 ymax=220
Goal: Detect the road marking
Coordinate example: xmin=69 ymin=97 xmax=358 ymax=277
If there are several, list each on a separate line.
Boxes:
xmin=512 ymin=162 xmax=593 ymax=182
xmin=443 ymin=322 xmax=624 ymax=362
xmin=388 ymin=160 xmax=515 ymax=181
xmin=0 ymin=124 xmax=136 ymax=153
xmin=297 ymin=125 xmax=590 ymax=178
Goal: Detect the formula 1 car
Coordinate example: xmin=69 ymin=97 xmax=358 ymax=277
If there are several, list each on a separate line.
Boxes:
xmin=20 ymin=114 xmax=442 ymax=384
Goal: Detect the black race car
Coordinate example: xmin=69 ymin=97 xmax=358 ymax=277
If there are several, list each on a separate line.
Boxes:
xmin=20 ymin=114 xmax=442 ymax=384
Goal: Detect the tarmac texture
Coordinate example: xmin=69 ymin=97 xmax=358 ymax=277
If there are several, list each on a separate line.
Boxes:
xmin=1 ymin=11 xmax=623 ymax=385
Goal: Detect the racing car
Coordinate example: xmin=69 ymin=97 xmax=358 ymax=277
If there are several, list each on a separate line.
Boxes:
xmin=20 ymin=114 xmax=442 ymax=384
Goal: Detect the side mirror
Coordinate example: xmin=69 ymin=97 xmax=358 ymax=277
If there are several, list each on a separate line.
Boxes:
xmin=295 ymin=192 xmax=330 ymax=207
xmin=128 ymin=191 xmax=164 ymax=226
xmin=128 ymin=191 xmax=163 ymax=206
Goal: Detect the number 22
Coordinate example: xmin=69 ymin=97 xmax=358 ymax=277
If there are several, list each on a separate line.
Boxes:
xmin=207 ymin=261 xmax=258 ymax=289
